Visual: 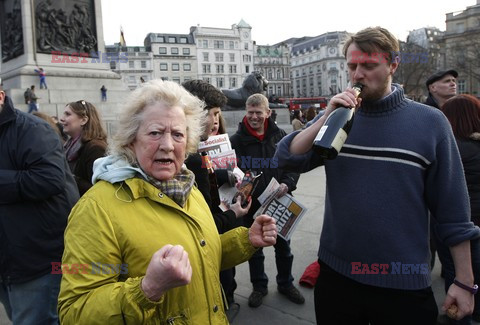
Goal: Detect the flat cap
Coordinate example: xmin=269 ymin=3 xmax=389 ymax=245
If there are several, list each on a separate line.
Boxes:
xmin=426 ymin=69 xmax=458 ymax=88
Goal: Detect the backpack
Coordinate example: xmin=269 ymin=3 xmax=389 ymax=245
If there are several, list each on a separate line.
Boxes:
xmin=24 ymin=88 xmax=31 ymax=104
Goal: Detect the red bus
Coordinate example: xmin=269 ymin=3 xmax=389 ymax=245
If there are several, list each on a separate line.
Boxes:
xmin=279 ymin=97 xmax=328 ymax=111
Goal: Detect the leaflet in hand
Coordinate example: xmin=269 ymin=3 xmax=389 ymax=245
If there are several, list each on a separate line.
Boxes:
xmin=198 ymin=134 xmax=237 ymax=169
xmin=253 ymin=178 xmax=307 ymax=241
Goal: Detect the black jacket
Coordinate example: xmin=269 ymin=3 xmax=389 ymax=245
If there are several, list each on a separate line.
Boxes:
xmin=185 ymin=153 xmax=240 ymax=233
xmin=230 ymin=117 xmax=300 ymax=222
xmin=0 ymin=96 xmax=79 ymax=283
xmin=457 ymin=133 xmax=480 ymax=223
xmin=424 ymin=94 xmax=439 ymax=108
xmin=71 ymin=139 xmax=107 ymax=196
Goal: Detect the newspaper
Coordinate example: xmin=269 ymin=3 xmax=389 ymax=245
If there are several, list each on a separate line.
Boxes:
xmin=218 ymin=168 xmax=245 ymax=212
xmin=198 ymin=134 xmax=237 ymax=169
xmin=253 ymin=178 xmax=307 ymax=241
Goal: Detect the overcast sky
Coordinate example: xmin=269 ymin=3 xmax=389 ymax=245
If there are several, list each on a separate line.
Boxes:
xmin=101 ymin=0 xmax=476 ymax=47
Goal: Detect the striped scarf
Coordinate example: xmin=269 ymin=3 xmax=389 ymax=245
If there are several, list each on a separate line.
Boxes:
xmin=144 ymin=166 xmax=195 ymax=207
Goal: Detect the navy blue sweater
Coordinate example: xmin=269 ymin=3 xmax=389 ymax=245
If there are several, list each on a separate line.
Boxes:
xmin=275 ymin=85 xmax=480 ymax=290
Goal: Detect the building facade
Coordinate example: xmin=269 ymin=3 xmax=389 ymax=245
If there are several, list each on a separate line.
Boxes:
xmin=443 ymin=0 xmax=480 ymax=95
xmin=254 ymin=43 xmax=291 ymax=98
xmin=105 ymin=44 xmax=154 ymax=90
xmin=190 ymin=19 xmax=254 ymax=89
xmin=144 ymin=33 xmax=198 ymax=84
xmin=290 ymin=31 xmax=350 ymax=98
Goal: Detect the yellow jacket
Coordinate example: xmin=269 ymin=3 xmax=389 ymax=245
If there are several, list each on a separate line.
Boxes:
xmin=58 ymin=177 xmax=257 ymax=324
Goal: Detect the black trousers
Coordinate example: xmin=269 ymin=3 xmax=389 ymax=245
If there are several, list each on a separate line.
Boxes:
xmin=314 ymin=260 xmax=438 ymax=325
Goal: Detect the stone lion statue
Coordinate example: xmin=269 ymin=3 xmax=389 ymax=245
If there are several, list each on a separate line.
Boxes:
xmin=221 ymin=71 xmax=268 ymax=111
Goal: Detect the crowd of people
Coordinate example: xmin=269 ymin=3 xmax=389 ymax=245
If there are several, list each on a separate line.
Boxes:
xmin=0 ymin=25 xmax=480 ymax=325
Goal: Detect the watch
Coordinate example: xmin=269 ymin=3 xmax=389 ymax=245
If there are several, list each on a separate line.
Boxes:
xmin=454 ymin=278 xmax=478 ymax=294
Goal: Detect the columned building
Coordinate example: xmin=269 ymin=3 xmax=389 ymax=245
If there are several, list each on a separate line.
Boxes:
xmin=190 ymin=19 xmax=254 ymax=89
xmin=144 ymin=33 xmax=198 ymax=84
xmin=443 ymin=0 xmax=480 ymax=95
xmin=290 ymin=31 xmax=350 ymax=98
xmin=254 ymin=43 xmax=291 ymax=98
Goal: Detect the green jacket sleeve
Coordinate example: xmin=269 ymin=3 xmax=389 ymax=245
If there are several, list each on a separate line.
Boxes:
xmin=219 ymin=226 xmax=257 ymax=271
xmin=58 ymin=197 xmax=163 ymax=325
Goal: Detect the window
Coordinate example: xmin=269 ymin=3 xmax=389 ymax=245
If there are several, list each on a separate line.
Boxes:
xmin=141 ymin=76 xmax=148 ymax=82
xmin=216 ymin=64 xmax=224 ymax=73
xmin=202 ymin=40 xmax=208 ymax=48
xmin=229 ymin=65 xmax=237 ymax=73
xmin=214 ymin=40 xmax=224 ymax=49
xmin=161 ymin=77 xmax=168 ymax=81
xmin=215 ymin=53 xmax=224 ymax=62
xmin=184 ymin=77 xmax=191 ymax=82
xmin=229 ymin=41 xmax=235 ymax=49
xmin=179 ymin=37 xmax=188 ymax=44
xmin=129 ymin=61 xmax=135 ymax=68
xmin=203 ymin=77 xmax=211 ymax=84
xmin=243 ymin=55 xmax=251 ymax=62
xmin=244 ymin=42 xmax=249 ymax=50
xmin=203 ymin=52 xmax=209 ymax=61
xmin=216 ymin=77 xmax=224 ymax=88
xmin=160 ymin=63 xmax=168 ymax=71
xmin=171 ymin=48 xmax=179 ymax=55
xmin=202 ymin=64 xmax=211 ymax=73
xmin=110 ymin=61 xmax=116 ymax=69
xmin=168 ymin=37 xmax=176 ymax=43
xmin=128 ymin=76 xmax=135 ymax=83
xmin=277 ymin=69 xmax=281 ymax=79
xmin=183 ymin=63 xmax=191 ymax=71
xmin=156 ymin=35 xmax=164 ymax=42
xmin=141 ymin=61 xmax=146 ymax=68
xmin=246 ymin=65 xmax=250 ymax=73
xmin=172 ymin=63 xmax=180 ymax=71
xmin=268 ymin=70 xmax=272 ymax=80
xmin=183 ymin=48 xmax=190 ymax=55
xmin=159 ymin=47 xmax=167 ymax=54
xmin=229 ymin=53 xmax=235 ymax=62
xmin=172 ymin=78 xmax=181 ymax=84
xmin=230 ymin=77 xmax=237 ymax=88
xmin=458 ymin=79 xmax=466 ymax=94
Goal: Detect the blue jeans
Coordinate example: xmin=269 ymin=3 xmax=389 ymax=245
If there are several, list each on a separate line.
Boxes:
xmin=0 ymin=273 xmax=61 ymax=325
xmin=40 ymin=79 xmax=47 ymax=89
xmin=248 ymin=236 xmax=294 ymax=290
xmin=434 ymin=234 xmax=480 ymax=325
xmin=28 ymin=102 xmax=38 ymax=113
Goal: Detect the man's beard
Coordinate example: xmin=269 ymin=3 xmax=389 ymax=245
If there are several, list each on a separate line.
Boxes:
xmin=359 ymin=76 xmax=391 ymax=102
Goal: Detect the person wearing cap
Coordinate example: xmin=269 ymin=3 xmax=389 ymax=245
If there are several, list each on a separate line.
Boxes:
xmin=182 ymin=79 xmax=251 ymax=322
xmin=425 ymin=69 xmax=458 ymax=109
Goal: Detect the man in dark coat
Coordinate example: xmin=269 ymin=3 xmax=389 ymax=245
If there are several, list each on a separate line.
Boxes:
xmin=230 ymin=93 xmax=304 ymax=308
xmin=0 ymin=84 xmax=79 ymax=324
xmin=424 ymin=69 xmax=458 ymax=108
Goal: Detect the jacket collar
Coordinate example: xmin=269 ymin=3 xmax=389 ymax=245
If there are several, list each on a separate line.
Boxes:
xmin=237 ymin=116 xmax=279 ymax=141
xmin=0 ymin=96 xmax=17 ymax=127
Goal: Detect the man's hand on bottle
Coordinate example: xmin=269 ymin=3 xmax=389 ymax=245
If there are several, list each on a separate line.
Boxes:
xmin=324 ymin=87 xmax=362 ymax=119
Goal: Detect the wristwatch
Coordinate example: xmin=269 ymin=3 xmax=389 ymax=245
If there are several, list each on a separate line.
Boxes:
xmin=454 ymin=278 xmax=479 ymax=294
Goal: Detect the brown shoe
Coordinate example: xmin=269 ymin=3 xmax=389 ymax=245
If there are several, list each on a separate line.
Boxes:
xmin=278 ymin=285 xmax=305 ymax=304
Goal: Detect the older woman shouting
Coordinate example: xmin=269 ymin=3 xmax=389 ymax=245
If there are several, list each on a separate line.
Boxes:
xmin=58 ymin=80 xmax=277 ymax=324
